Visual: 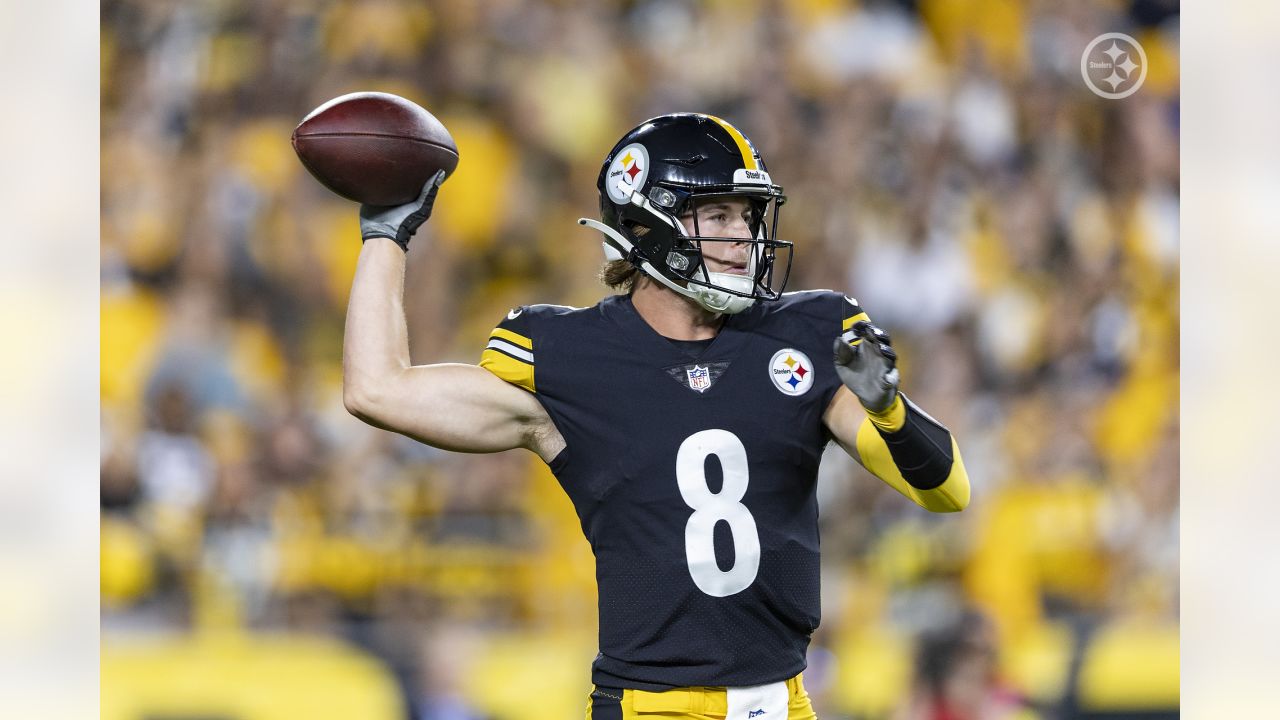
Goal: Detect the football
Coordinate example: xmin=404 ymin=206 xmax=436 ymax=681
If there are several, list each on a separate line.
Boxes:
xmin=291 ymin=92 xmax=459 ymax=206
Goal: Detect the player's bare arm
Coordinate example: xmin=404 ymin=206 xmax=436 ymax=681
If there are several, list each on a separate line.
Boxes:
xmin=341 ymin=176 xmax=565 ymax=462
xmin=823 ymin=320 xmax=970 ymax=513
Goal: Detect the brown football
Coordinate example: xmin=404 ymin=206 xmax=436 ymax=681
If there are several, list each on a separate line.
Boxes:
xmin=291 ymin=92 xmax=459 ymax=206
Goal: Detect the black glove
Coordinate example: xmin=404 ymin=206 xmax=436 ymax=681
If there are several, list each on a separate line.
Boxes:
xmin=358 ymin=170 xmax=446 ymax=251
xmin=833 ymin=320 xmax=900 ymax=413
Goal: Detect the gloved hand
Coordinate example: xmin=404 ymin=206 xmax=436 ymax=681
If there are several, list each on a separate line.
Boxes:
xmin=359 ymin=170 xmax=447 ymax=251
xmin=833 ymin=320 xmax=900 ymax=413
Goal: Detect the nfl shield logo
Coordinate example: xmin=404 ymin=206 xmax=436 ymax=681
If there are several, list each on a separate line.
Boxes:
xmin=687 ymin=365 xmax=711 ymax=393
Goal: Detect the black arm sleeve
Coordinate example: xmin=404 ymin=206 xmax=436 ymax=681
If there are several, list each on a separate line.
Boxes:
xmin=874 ymin=394 xmax=955 ymax=490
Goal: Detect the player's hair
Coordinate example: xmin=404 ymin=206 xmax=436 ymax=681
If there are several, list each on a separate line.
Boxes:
xmin=600 ymin=259 xmax=640 ymax=292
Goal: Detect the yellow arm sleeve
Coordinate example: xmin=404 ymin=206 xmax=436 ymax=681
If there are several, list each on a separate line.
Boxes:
xmin=854 ymin=416 xmax=971 ymax=512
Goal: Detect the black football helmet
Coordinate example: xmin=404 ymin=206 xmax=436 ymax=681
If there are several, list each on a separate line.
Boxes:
xmin=578 ymin=113 xmax=791 ymax=314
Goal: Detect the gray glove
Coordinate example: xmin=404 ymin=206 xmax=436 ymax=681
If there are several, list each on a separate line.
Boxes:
xmin=359 ymin=170 xmax=447 ymax=251
xmin=833 ymin=320 xmax=900 ymax=413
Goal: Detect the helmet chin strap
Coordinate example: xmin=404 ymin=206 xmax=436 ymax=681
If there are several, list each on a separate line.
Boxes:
xmin=577 ymin=217 xmax=756 ymax=315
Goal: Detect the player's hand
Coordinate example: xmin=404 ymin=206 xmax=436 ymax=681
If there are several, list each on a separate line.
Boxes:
xmin=833 ymin=321 xmax=900 ymax=413
xmin=359 ymin=170 xmax=446 ymax=251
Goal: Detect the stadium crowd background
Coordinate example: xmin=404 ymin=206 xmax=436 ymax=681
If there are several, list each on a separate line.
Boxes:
xmin=100 ymin=0 xmax=1179 ymax=718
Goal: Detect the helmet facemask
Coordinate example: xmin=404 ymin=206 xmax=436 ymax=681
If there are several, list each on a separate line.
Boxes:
xmin=590 ymin=176 xmax=792 ymax=314
xmin=581 ymin=113 xmax=794 ymax=314
xmin=668 ymin=191 xmax=792 ymax=314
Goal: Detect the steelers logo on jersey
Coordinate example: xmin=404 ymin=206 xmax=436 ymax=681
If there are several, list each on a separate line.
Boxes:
xmin=769 ymin=348 xmax=814 ymax=396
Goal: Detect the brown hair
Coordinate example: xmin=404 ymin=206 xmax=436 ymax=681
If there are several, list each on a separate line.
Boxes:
xmin=599 ymin=259 xmax=640 ymax=292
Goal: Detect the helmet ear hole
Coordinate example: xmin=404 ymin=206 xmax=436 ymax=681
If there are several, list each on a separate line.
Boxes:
xmin=621 ymin=220 xmax=662 ymax=261
xmin=624 ymin=222 xmax=651 ymax=238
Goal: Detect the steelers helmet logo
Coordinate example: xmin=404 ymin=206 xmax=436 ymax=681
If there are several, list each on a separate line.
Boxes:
xmin=769 ymin=348 xmax=814 ymax=396
xmin=606 ymin=143 xmax=650 ymax=203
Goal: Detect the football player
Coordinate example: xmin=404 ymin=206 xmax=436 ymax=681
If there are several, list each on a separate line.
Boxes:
xmin=345 ymin=113 xmax=970 ymax=719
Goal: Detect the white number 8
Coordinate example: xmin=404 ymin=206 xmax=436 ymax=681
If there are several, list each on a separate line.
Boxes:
xmin=676 ymin=429 xmax=760 ymax=597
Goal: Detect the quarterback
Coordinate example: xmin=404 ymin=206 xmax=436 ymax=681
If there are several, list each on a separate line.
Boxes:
xmin=343 ymin=113 xmax=970 ymax=719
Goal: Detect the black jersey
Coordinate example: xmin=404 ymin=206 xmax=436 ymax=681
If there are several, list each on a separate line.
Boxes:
xmin=479 ymin=291 xmax=869 ymax=690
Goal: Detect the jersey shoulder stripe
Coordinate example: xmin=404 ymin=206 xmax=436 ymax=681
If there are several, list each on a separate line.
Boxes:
xmin=486 ymin=336 xmax=533 ymax=362
xmin=480 ymin=347 xmax=535 ymax=393
xmin=490 ymin=327 xmax=532 ymax=351
xmin=477 ymin=304 xmax=584 ymax=394
xmin=479 ymin=306 xmax=538 ymax=393
xmin=840 ymin=294 xmax=870 ymax=331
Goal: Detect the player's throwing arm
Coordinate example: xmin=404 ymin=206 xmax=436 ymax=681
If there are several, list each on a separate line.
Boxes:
xmin=342 ymin=177 xmax=564 ymax=462
xmin=290 ymin=93 xmax=564 ymax=462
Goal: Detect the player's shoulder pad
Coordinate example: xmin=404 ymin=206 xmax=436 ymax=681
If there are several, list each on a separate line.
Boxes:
xmin=479 ymin=303 xmax=582 ymax=394
xmin=760 ymin=289 xmax=871 ymax=336
xmin=491 ymin=302 xmax=582 ymax=335
xmin=777 ymin=288 xmax=841 ymax=305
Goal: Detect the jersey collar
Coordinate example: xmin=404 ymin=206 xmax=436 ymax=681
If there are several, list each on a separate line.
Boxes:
xmin=607 ymin=294 xmax=753 ymax=364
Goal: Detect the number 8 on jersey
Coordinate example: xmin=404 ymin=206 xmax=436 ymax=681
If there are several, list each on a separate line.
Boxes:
xmin=676 ymin=429 xmax=761 ymax=597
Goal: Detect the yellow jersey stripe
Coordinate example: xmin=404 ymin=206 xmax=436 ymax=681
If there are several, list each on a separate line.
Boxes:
xmin=490 ymin=327 xmax=532 ymax=351
xmin=480 ymin=348 xmax=535 ymax=393
xmin=705 ymin=114 xmax=758 ymax=170
xmin=843 ymin=311 xmax=870 ymax=331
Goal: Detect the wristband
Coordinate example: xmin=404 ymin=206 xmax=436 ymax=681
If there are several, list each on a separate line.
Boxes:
xmin=864 ymin=394 xmax=905 ymax=433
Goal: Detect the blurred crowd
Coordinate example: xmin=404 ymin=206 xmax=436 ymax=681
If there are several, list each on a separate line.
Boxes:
xmin=101 ymin=0 xmax=1180 ymax=718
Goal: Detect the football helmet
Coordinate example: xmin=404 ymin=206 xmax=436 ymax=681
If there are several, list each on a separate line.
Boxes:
xmin=578 ymin=113 xmax=792 ymax=314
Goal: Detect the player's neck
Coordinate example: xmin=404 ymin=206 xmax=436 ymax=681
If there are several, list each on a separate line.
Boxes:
xmin=630 ymin=278 xmax=724 ymax=341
